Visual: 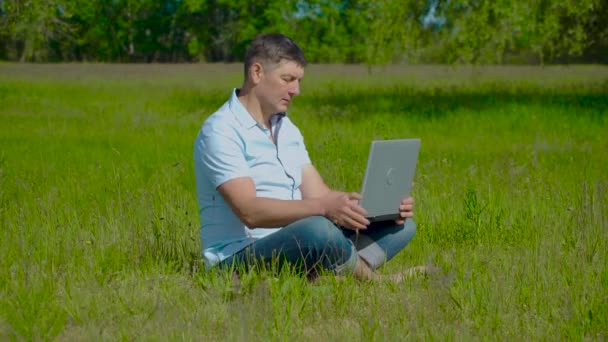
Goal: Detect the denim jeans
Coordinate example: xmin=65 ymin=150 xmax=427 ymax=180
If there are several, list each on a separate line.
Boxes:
xmin=218 ymin=216 xmax=416 ymax=276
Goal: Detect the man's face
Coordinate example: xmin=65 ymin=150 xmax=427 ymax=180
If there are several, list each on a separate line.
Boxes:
xmin=254 ymin=60 xmax=304 ymax=115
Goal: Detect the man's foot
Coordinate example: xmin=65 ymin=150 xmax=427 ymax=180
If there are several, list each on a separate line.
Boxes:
xmin=310 ymin=265 xmax=437 ymax=284
xmin=379 ymin=265 xmax=437 ymax=283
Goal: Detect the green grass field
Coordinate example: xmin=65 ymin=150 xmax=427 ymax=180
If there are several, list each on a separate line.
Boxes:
xmin=1 ymin=64 xmax=607 ymax=340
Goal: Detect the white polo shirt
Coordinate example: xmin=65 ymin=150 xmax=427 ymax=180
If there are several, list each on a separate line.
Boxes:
xmin=193 ymin=89 xmax=312 ymax=268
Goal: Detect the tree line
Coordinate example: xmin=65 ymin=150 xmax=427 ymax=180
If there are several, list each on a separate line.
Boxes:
xmin=1 ymin=0 xmax=606 ymax=64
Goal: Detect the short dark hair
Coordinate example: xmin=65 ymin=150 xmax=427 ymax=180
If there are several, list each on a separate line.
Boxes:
xmin=244 ymin=33 xmax=307 ymax=79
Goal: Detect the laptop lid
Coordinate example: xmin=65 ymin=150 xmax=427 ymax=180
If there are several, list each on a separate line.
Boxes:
xmin=359 ymin=139 xmax=420 ymax=222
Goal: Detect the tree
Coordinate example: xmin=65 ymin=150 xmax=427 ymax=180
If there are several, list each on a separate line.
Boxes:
xmin=366 ymin=0 xmax=607 ymax=64
xmin=1 ymin=0 xmax=73 ymax=61
xmin=0 ymin=0 xmax=606 ymax=63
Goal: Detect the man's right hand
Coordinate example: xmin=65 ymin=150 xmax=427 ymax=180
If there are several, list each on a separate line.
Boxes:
xmin=320 ymin=191 xmax=370 ymax=230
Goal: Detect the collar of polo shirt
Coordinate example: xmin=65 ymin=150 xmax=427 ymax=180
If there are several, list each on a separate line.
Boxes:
xmin=230 ymin=88 xmax=286 ymax=130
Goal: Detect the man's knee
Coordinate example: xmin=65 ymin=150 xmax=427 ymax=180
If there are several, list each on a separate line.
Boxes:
xmin=390 ymin=219 xmax=416 ymax=254
xmin=285 ymin=216 xmax=353 ymax=262
xmin=287 ymin=216 xmax=344 ymax=244
xmin=402 ymin=219 xmax=416 ymax=240
xmin=353 ymin=219 xmax=416 ymax=270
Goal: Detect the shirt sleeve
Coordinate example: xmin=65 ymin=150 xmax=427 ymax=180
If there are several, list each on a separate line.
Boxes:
xmin=199 ymin=125 xmax=250 ymax=188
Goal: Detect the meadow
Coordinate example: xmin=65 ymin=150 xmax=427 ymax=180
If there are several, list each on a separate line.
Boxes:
xmin=0 ymin=63 xmax=607 ymax=340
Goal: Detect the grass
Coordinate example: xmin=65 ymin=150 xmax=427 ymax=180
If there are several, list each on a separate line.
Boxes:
xmin=0 ymin=64 xmax=607 ymax=340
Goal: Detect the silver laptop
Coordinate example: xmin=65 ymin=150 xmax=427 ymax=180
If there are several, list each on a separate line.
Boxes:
xmin=359 ymin=139 xmax=420 ymax=223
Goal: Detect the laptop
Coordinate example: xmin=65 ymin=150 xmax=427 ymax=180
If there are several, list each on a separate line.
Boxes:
xmin=359 ymin=139 xmax=420 ymax=223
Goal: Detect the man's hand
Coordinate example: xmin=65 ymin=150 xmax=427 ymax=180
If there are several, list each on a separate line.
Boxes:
xmin=395 ymin=196 xmax=415 ymax=225
xmin=320 ymin=191 xmax=370 ymax=230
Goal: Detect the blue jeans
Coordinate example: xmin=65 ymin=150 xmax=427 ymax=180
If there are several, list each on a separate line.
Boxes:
xmin=218 ymin=216 xmax=416 ymax=276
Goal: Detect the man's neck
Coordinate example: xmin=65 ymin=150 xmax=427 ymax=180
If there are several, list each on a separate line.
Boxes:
xmin=236 ymin=87 xmax=272 ymax=128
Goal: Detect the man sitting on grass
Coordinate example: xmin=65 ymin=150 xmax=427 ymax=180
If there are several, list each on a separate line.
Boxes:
xmin=194 ymin=33 xmax=421 ymax=281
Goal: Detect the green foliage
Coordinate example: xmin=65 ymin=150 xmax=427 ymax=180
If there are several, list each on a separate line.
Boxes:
xmin=1 ymin=0 xmax=607 ymax=63
xmin=371 ymin=0 xmax=608 ymax=64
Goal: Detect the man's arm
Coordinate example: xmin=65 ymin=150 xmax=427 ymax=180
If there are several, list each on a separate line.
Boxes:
xmin=218 ymin=175 xmax=369 ymax=230
xmin=297 ymin=163 xmax=370 ymax=228
xmin=300 ymin=164 xmax=415 ymax=226
xmin=218 ymin=176 xmax=323 ymax=228
xmin=299 ymin=164 xmax=331 ymax=199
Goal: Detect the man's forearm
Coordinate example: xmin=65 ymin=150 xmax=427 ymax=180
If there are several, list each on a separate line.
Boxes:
xmin=300 ymin=164 xmax=332 ymax=199
xmin=236 ymin=197 xmax=325 ymax=229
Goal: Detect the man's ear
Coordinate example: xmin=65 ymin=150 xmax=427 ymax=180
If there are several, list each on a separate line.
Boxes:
xmin=249 ymin=62 xmax=264 ymax=85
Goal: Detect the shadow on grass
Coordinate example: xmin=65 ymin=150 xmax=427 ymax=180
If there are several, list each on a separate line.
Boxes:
xmin=165 ymin=84 xmax=608 ymax=122
xmin=297 ymin=85 xmax=608 ymax=122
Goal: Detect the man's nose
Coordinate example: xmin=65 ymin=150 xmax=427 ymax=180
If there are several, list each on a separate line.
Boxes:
xmin=288 ymin=82 xmax=300 ymax=97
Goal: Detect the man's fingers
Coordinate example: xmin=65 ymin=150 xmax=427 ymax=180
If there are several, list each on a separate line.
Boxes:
xmin=347 ymin=192 xmax=362 ymax=201
xmin=350 ymin=211 xmax=370 ymax=227
xmin=400 ymin=211 xmax=413 ymax=218
xmin=330 ymin=192 xmax=378 ymax=229
xmin=397 ymin=196 xmax=415 ymax=223
xmin=349 ymin=202 xmax=368 ymax=217
xmin=400 ymin=204 xmax=414 ymax=211
xmin=344 ymin=207 xmax=369 ymax=228
xmin=401 ymin=197 xmax=414 ymax=205
xmin=342 ymin=215 xmax=368 ymax=230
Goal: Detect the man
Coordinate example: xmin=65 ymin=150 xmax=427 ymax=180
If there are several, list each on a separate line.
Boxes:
xmin=193 ymin=33 xmax=417 ymax=280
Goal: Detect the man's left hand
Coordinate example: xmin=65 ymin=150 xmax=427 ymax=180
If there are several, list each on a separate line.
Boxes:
xmin=395 ymin=196 xmax=414 ymax=225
